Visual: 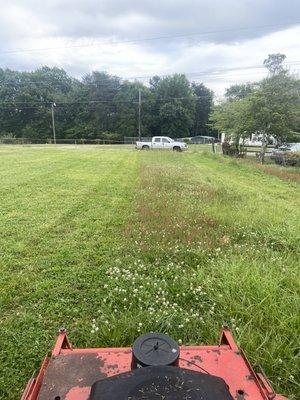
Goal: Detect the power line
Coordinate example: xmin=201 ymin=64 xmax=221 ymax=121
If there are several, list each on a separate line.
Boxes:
xmin=121 ymin=62 xmax=300 ymax=81
xmin=0 ymin=61 xmax=299 ymax=89
xmin=0 ymin=78 xmax=122 ymax=87
xmin=2 ymin=90 xmax=299 ymax=106
xmin=0 ymin=137 xmax=127 ymax=143
xmin=0 ymin=99 xmax=139 ymax=105
xmin=0 ymin=96 xmax=218 ymax=109
xmin=0 ymin=89 xmax=298 ymax=110
xmin=0 ymin=80 xmax=122 ymax=88
xmin=0 ymin=93 xmax=233 ymax=107
xmin=1 ymin=21 xmax=299 ymax=55
xmin=196 ymin=69 xmax=300 ymax=80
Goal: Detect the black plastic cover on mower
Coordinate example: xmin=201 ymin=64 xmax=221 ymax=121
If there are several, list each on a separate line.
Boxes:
xmin=89 ymin=365 xmax=234 ymax=400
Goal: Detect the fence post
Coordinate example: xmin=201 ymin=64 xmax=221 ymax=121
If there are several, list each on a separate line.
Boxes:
xmin=212 ymin=140 xmax=216 ymax=153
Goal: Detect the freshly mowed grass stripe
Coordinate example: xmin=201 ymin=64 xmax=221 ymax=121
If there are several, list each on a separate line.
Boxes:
xmin=0 ymin=146 xmax=140 ymax=398
xmin=0 ymin=146 xmax=299 ymax=399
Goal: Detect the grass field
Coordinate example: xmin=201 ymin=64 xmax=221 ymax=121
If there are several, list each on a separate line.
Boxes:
xmin=0 ymin=145 xmax=299 ymax=399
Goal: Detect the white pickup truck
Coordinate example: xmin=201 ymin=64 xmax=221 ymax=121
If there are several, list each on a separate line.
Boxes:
xmin=136 ymin=136 xmax=188 ymax=152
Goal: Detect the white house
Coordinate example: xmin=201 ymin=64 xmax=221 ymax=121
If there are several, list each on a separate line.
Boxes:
xmin=221 ymin=132 xmax=277 ymax=146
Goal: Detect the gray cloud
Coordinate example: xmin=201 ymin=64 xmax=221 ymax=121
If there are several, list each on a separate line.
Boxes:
xmin=2 ymin=0 xmax=300 ymax=43
xmin=0 ymin=0 xmax=299 ymax=94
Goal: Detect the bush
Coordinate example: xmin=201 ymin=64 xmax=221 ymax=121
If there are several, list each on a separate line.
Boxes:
xmin=222 ymin=142 xmax=246 ymax=157
xmin=101 ymin=131 xmax=122 ymax=143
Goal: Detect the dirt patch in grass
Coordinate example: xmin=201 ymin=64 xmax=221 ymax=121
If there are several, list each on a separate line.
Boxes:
xmin=258 ymin=164 xmax=300 ymax=183
xmin=241 ymin=159 xmax=300 ymax=183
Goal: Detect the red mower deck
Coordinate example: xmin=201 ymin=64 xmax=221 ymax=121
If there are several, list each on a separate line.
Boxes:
xmin=21 ymin=328 xmax=286 ymax=400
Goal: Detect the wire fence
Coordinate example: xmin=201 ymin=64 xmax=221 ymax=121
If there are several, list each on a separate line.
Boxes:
xmin=0 ymin=137 xmax=126 ymax=145
xmin=0 ymin=137 xmax=278 ymax=160
xmin=0 ymin=136 xmax=217 ymax=145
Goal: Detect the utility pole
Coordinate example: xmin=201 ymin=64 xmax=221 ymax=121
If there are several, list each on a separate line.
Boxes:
xmin=138 ymin=89 xmax=141 ymax=140
xmin=51 ymin=102 xmax=56 ymax=144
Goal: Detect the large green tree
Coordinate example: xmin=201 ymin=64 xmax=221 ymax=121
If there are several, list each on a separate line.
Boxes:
xmin=191 ymin=82 xmax=214 ymax=136
xmin=210 ymin=97 xmax=253 ymax=146
xmin=64 ymin=71 xmax=121 ymax=139
xmin=263 ymin=53 xmax=287 ymax=75
xmin=154 ymin=74 xmax=196 ymax=138
xmin=248 ymin=72 xmax=299 ymax=161
xmin=225 ymin=83 xmax=254 ymax=101
xmin=211 ymin=54 xmax=300 ymax=163
xmin=0 ymin=67 xmax=74 ymax=140
xmin=114 ymin=81 xmax=149 ymax=138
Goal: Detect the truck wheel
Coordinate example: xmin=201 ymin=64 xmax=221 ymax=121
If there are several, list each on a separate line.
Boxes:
xmin=173 ymin=146 xmax=182 ymax=152
xmin=142 ymin=145 xmax=150 ymax=150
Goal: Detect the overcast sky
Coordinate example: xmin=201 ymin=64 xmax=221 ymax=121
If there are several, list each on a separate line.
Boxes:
xmin=0 ymin=0 xmax=299 ymax=96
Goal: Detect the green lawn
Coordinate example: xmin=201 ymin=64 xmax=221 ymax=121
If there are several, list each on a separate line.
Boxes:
xmin=0 ymin=145 xmax=299 ymax=399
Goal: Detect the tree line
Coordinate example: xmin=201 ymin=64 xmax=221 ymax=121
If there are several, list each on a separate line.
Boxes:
xmin=0 ymin=68 xmax=214 ymax=141
xmin=1 ymin=53 xmax=298 ymax=147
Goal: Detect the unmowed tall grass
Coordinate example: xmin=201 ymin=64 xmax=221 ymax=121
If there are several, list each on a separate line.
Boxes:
xmin=0 ymin=145 xmax=299 ymax=399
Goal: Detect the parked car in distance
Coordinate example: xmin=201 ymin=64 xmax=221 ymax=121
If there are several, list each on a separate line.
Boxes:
xmin=272 ymin=143 xmax=300 ymax=154
xmin=136 ymin=136 xmax=188 ymax=152
xmin=271 ymin=143 xmax=300 ymax=166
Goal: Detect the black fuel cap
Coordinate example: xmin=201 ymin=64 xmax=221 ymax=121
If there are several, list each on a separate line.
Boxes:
xmin=132 ymin=332 xmax=180 ymax=368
